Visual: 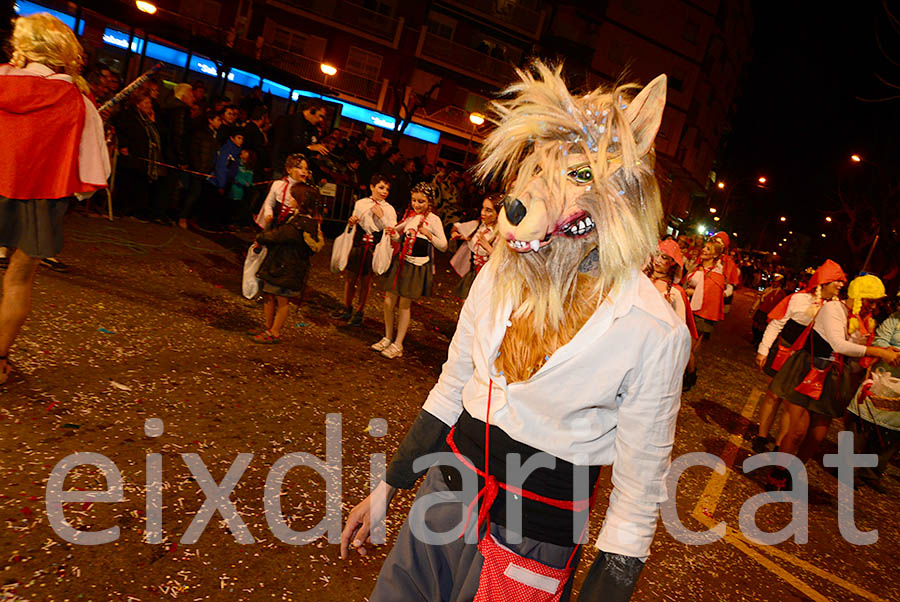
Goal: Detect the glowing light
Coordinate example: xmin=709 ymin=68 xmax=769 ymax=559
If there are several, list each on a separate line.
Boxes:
xmin=758 ymin=176 xmax=767 ymax=184
xmin=469 ymin=112 xmax=485 ymax=126
xmin=851 ymin=154 xmax=861 ymax=163
xmin=709 ymin=207 xmax=717 ymax=214
xmin=780 ymin=216 xmax=787 ymax=222
xmin=717 ymin=181 xmax=725 ymax=189
xmin=320 ymin=63 xmax=337 ymax=76
xmin=136 ymin=1 xmax=157 ymax=14
xmin=713 ymin=216 xmax=720 ymax=221
xmin=825 ymin=216 xmax=832 ymax=222
xmin=696 ymin=224 xmax=706 ymax=234
xmin=821 ymin=233 xmax=826 ymax=238
xmin=732 ymin=232 xmax=738 ymax=237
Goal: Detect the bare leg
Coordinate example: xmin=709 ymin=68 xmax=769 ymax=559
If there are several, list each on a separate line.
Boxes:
xmin=774 ymin=408 xmax=791 ymax=447
xmin=270 ymin=296 xmax=290 ymax=337
xmin=356 ymin=274 xmax=374 ymax=312
xmin=394 ymin=297 xmax=412 ymax=348
xmin=0 ymin=249 xmax=41 ymax=382
xmin=778 ymin=402 xmax=811 ymax=457
xmin=343 ymin=274 xmax=358 ymax=309
xmin=263 ymin=293 xmax=276 ymax=330
xmin=797 ymin=413 xmax=832 ymax=465
xmin=383 ymin=292 xmax=398 ymax=339
xmin=757 ymin=390 xmax=782 ymax=438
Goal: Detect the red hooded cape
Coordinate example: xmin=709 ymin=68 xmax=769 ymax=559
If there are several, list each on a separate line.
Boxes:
xmin=767 ymin=259 xmax=847 ymax=321
xmin=0 ymin=70 xmax=97 ymax=200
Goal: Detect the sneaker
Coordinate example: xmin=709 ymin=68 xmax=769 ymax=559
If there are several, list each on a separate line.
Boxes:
xmin=40 ymin=258 xmax=69 ymax=273
xmin=349 ymin=311 xmax=364 ymax=326
xmin=371 ymin=337 xmax=392 ymax=352
xmin=381 ymin=342 xmax=403 ymax=359
xmin=750 ymin=435 xmax=774 ymax=455
xmin=330 ymin=307 xmax=353 ymax=320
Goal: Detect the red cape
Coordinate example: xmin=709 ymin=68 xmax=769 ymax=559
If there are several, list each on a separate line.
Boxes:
xmin=674 ymin=284 xmax=699 ymax=339
xmin=0 ymin=71 xmax=97 ymax=200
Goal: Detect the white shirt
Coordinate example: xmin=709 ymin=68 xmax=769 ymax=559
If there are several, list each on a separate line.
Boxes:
xmin=352 ymin=197 xmax=397 ymax=234
xmin=393 ymin=213 xmax=447 ymax=266
xmin=255 ymin=177 xmax=298 ymax=229
xmin=7 ymin=63 xmax=110 ymax=191
xmin=815 ymin=300 xmax=866 ymax=357
xmin=758 ymin=292 xmax=816 ymax=356
xmin=422 ymin=264 xmax=691 ymax=559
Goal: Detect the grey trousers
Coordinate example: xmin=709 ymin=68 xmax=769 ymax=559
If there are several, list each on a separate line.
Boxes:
xmin=371 ymin=466 xmax=580 ymax=602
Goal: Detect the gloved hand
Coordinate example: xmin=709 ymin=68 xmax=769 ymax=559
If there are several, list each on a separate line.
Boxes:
xmin=577 ymin=551 xmax=644 ymax=601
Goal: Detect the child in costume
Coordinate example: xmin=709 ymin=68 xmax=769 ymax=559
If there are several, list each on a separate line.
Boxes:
xmin=342 ymin=63 xmax=688 ymax=601
xmin=750 ymin=260 xmax=845 ymax=454
xmin=449 ymin=193 xmax=503 ymax=299
xmin=254 ymin=153 xmax=311 ymax=230
xmin=331 ymin=173 xmax=397 ymax=326
xmin=371 ymin=183 xmax=447 ymax=359
xmin=0 ymin=13 xmax=110 ymax=384
xmin=249 ymin=183 xmax=324 ymax=344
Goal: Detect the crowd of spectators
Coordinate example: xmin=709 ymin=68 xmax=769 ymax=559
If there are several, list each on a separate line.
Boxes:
xmin=90 ymin=68 xmax=496 ymax=234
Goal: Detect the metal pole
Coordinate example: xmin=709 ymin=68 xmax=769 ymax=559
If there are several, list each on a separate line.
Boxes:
xmin=861 ymin=234 xmax=879 ymax=274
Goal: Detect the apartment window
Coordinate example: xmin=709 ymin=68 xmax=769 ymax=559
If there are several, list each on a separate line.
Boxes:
xmin=682 ymin=19 xmax=699 ymax=44
xmin=361 ymin=0 xmax=395 ymax=16
xmin=621 ymin=0 xmax=640 ymax=15
xmin=346 ymin=46 xmax=383 ymax=80
xmin=271 ymin=27 xmax=325 ymax=59
xmin=427 ymin=12 xmax=457 ymax=39
xmin=608 ymin=39 xmax=627 ymax=65
xmin=180 ymin=0 xmax=220 ymax=25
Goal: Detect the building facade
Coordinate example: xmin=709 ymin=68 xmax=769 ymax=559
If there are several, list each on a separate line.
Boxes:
xmin=15 ymin=0 xmax=752 ymax=225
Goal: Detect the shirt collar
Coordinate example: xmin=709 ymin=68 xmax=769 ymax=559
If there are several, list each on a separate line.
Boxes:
xmin=25 ymin=62 xmax=72 ymax=82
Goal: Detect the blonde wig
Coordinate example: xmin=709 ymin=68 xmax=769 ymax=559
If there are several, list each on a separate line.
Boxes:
xmin=9 ymin=13 xmax=89 ymax=94
xmin=478 ymin=61 xmax=667 ymax=381
xmin=847 ymin=275 xmax=885 ymax=335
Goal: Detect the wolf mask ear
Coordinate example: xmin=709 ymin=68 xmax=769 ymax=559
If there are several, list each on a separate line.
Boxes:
xmin=625 ymin=74 xmax=667 ymax=157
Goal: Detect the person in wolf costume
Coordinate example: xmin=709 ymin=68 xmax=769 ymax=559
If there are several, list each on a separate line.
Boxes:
xmin=341 ymin=62 xmax=689 ymax=601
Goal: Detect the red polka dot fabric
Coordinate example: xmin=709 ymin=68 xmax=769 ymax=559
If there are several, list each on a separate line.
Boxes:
xmin=473 ymin=532 xmax=574 ymax=602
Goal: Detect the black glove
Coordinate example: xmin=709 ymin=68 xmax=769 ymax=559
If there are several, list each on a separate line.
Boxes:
xmin=385 ymin=409 xmax=451 ymax=489
xmin=577 ymin=551 xmax=644 ymax=601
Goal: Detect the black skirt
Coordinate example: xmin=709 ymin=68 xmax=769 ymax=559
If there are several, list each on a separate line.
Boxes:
xmin=381 ymin=257 xmax=433 ymax=299
xmin=769 ymin=349 xmax=856 ymax=417
xmin=0 ymin=196 xmax=70 ymax=258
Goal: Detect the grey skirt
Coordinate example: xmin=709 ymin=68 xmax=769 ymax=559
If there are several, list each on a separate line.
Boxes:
xmin=382 ymin=258 xmax=433 ymax=299
xmin=0 ymin=196 xmax=70 ymax=258
xmin=453 ymin=271 xmax=477 ymax=300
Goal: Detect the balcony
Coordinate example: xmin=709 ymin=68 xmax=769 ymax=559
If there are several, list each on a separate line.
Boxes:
xmin=272 ymin=0 xmax=403 ymax=47
xmin=260 ymin=45 xmax=384 ymax=104
xmin=417 ymin=105 xmax=487 ymax=141
xmin=439 ymin=0 xmax=546 ymax=38
xmin=417 ymin=29 xmax=517 ymax=86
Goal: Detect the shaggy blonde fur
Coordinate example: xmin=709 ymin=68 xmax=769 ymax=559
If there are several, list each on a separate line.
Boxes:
xmin=482 ymin=62 xmax=665 ymax=382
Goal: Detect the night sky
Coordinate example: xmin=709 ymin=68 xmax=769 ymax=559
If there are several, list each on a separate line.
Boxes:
xmin=719 ymin=2 xmax=899 ymax=253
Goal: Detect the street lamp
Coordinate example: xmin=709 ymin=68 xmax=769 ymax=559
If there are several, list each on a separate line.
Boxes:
xmin=136 ymin=1 xmax=157 ymax=13
xmin=825 ymin=216 xmax=832 ymax=223
xmin=709 ymin=207 xmax=717 ymax=214
xmin=320 ymin=63 xmax=337 ymax=76
xmin=851 ymin=154 xmax=862 ymax=163
xmin=780 ymin=216 xmax=787 ymax=222
xmin=464 ymin=113 xmax=485 ymax=167
xmin=717 ymin=181 xmax=725 ymax=189
xmin=758 ymin=176 xmax=768 ymax=185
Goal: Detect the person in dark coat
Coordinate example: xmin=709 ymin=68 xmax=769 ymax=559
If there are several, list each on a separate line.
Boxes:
xmin=179 ymin=109 xmax=222 ymax=228
xmin=250 ymin=184 xmax=325 ymax=344
xmin=159 ymin=83 xmax=194 ymax=222
xmin=269 ymin=98 xmax=329 ymax=176
xmin=115 ymin=89 xmax=165 ymax=220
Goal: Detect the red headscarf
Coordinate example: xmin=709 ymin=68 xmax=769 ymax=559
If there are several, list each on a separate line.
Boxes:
xmin=658 ymin=239 xmax=684 ymax=267
xmin=767 ymin=259 xmax=846 ymax=321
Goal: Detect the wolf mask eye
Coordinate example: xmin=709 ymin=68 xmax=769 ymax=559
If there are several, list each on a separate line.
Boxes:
xmin=566 ymin=164 xmax=593 ymax=185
